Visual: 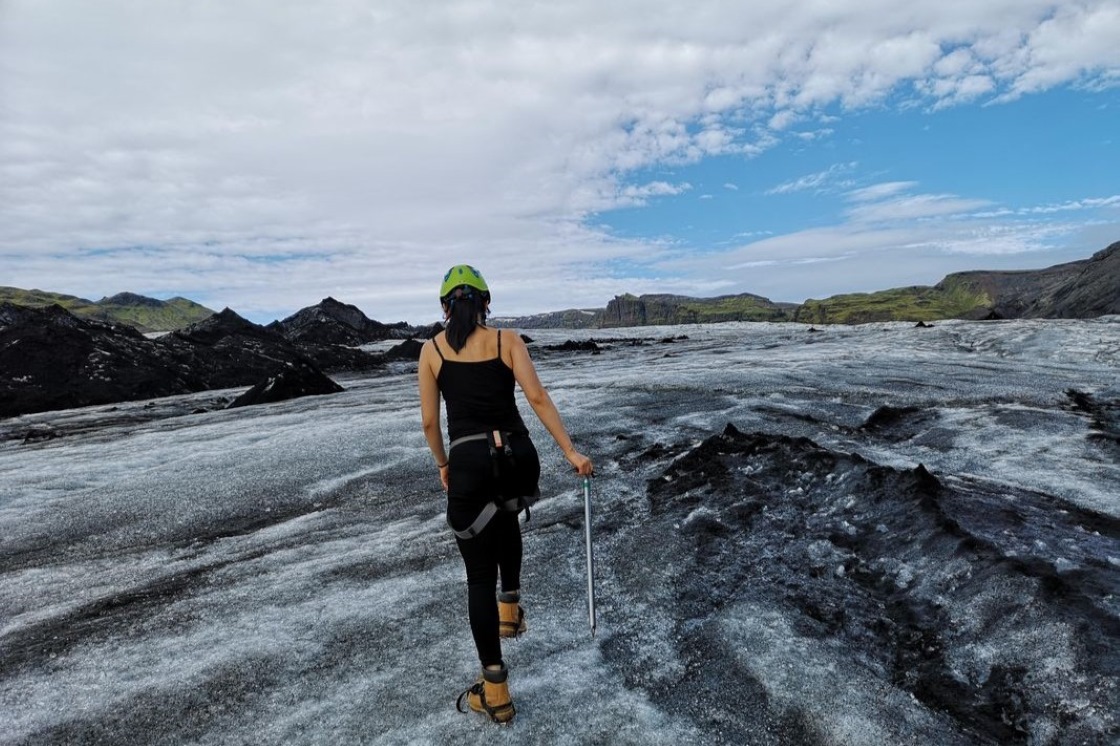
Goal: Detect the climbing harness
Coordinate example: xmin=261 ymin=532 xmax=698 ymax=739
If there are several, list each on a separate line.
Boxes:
xmin=447 ymin=429 xmax=538 ymax=540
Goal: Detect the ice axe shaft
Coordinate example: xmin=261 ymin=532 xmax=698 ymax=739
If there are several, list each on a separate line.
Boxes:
xmin=582 ymin=475 xmax=596 ymax=636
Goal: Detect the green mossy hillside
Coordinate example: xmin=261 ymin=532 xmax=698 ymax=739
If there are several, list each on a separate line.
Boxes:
xmin=0 ymin=287 xmax=214 ymax=332
xmin=92 ymin=296 xmax=216 ymax=332
xmin=674 ymin=295 xmax=792 ymax=322
xmin=600 ymin=292 xmax=794 ymax=326
xmin=793 ymin=283 xmax=992 ymax=324
xmin=0 ymin=287 xmax=94 ymax=313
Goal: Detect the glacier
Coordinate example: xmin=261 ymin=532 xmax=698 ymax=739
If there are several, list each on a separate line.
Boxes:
xmin=1 ymin=318 xmax=1118 ymax=745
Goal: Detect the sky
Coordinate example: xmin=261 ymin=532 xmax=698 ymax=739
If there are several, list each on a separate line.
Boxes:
xmin=2 ymin=1 xmax=1118 ymax=325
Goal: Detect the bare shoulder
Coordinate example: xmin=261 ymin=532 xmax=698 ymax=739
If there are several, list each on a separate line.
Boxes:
xmin=501 ymin=327 xmax=525 ymax=345
xmin=497 ymin=327 xmax=527 ymax=368
xmin=502 ymin=328 xmax=532 ymax=354
xmin=419 ymin=334 xmax=443 ymax=367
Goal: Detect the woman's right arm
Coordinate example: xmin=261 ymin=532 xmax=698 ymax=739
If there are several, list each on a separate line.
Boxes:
xmin=418 ymin=340 xmax=450 ymax=490
xmin=507 ymin=332 xmax=593 ymax=476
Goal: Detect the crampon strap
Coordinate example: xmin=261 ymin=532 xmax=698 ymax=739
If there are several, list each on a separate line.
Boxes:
xmin=455 ymin=682 xmax=515 ymax=723
xmin=455 ymin=683 xmax=482 ymax=713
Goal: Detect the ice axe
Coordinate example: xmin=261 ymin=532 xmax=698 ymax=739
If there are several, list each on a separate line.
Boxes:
xmin=582 ymin=475 xmax=597 ymax=636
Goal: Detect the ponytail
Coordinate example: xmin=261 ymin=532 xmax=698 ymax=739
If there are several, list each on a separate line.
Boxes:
xmin=443 ymin=287 xmax=489 ymax=352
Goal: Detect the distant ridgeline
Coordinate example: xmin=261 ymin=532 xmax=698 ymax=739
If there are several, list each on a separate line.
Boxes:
xmin=493 ymin=293 xmax=795 ymax=328
xmin=0 ymin=288 xmax=215 ymax=333
xmin=4 ymin=238 xmax=1116 ymax=337
xmin=493 ymin=240 xmax=1120 ymax=328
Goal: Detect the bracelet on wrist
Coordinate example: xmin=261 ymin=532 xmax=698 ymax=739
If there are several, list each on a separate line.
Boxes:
xmin=436 ymin=461 xmax=448 ymax=469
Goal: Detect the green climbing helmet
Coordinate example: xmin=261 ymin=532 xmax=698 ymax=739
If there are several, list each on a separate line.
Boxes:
xmin=439 ymin=264 xmax=490 ymax=301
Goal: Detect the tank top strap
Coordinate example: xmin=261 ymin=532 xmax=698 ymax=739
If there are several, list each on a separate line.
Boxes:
xmin=496 ymin=328 xmax=502 ymax=359
xmin=431 ymin=337 xmax=446 ymax=360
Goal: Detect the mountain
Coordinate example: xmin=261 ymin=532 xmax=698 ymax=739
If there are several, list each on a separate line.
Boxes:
xmin=600 ymin=292 xmax=795 ymax=326
xmin=494 ymin=292 xmax=795 ymax=328
xmin=943 ymin=240 xmax=1120 ymax=319
xmin=497 ymin=240 xmax=1119 ymax=328
xmin=492 ymin=308 xmax=602 ymax=329
xmin=225 ymin=360 xmax=345 ymax=409
xmin=0 ymin=302 xmax=205 ymax=418
xmin=0 ymin=287 xmax=215 ymax=332
xmin=267 ymin=297 xmax=410 ymax=345
xmin=0 ymin=304 xmax=383 ymax=418
xmin=157 ymin=307 xmax=392 ymax=383
xmin=795 ymin=241 xmax=1120 ymax=324
xmin=0 ymin=292 xmax=451 ymax=417
xmin=93 ymin=293 xmax=215 ymax=332
xmin=792 ymin=283 xmax=992 ymax=325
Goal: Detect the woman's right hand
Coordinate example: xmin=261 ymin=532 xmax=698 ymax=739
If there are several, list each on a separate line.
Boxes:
xmin=565 ymin=449 xmax=593 ymax=476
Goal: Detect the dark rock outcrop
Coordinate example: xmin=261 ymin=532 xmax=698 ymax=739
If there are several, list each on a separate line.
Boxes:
xmin=165 ymin=308 xmax=388 ymax=379
xmin=268 ymin=297 xmax=408 ymax=345
xmin=0 ymin=303 xmax=196 ymax=418
xmin=158 ymin=309 xmax=336 ymax=391
xmin=1066 ymin=388 xmax=1120 ymax=451
xmin=413 ymin=322 xmax=445 ymax=339
xmin=226 ymin=361 xmax=344 ymax=408
xmin=170 ymin=308 xmax=275 ymax=348
xmin=940 ymin=241 xmax=1120 ymax=320
xmin=542 ymin=340 xmax=602 ymax=353
xmin=619 ymin=423 xmax=1120 ymax=744
xmin=602 ymin=293 xmax=793 ymax=327
xmin=383 ymin=339 xmax=424 ymax=361
xmin=496 ymin=293 xmax=795 ymax=329
xmin=492 ymin=308 xmax=603 ymax=329
xmin=171 ymin=307 xmax=388 ymax=367
xmin=498 ymin=241 xmax=1119 ymax=327
xmin=1040 ymin=241 xmax=1120 ymax=317
xmin=0 ymin=304 xmax=382 ymax=418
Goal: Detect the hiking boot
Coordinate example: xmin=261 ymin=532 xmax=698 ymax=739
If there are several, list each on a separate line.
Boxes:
xmin=498 ymin=591 xmax=526 ymax=638
xmin=456 ymin=664 xmax=515 ymax=724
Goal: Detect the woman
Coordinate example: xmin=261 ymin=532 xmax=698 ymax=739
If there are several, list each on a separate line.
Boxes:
xmin=418 ymin=264 xmax=593 ymax=724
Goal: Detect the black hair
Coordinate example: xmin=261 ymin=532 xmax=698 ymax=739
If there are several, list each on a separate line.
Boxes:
xmin=443 ymin=286 xmax=490 ymax=353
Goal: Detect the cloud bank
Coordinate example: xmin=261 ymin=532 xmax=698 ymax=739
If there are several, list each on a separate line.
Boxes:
xmin=2 ymin=1 xmax=1118 ymax=321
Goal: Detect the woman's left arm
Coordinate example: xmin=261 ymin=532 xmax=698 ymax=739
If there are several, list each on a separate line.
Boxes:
xmin=417 ymin=341 xmax=449 ymax=489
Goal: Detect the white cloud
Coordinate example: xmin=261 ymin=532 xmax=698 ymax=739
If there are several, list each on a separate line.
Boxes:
xmin=846 ymin=194 xmax=992 ymax=223
xmin=618 ymin=181 xmax=693 ymax=206
xmin=1023 ymin=195 xmax=1120 ymax=214
xmin=1 ymin=0 xmax=1118 ymax=320
xmin=845 ymin=182 xmax=919 ymax=202
xmin=971 ymin=195 xmax=1120 ymax=218
xmin=933 ymin=48 xmax=977 ymax=78
xmin=645 ymin=175 xmax=1116 ymax=303
xmin=1003 ymin=2 xmax=1120 ymax=98
xmin=768 ymin=110 xmax=800 ymax=130
xmin=793 ymin=127 xmax=835 ymax=141
xmin=767 ymin=162 xmax=859 ymax=195
xmin=663 ymin=218 xmax=1092 ymax=302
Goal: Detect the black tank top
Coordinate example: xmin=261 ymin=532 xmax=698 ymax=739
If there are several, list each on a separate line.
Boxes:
xmin=433 ymin=329 xmax=529 ymax=441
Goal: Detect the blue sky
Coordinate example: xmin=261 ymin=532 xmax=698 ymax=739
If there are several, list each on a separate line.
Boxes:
xmin=605 ymin=89 xmax=1116 ymax=244
xmin=2 ymin=1 xmax=1118 ymax=323
xmin=596 ymin=87 xmax=1118 ymax=300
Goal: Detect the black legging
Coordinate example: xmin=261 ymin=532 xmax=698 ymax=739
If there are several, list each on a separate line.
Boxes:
xmin=455 ymin=511 xmax=522 ymax=666
xmin=447 ymin=434 xmax=539 ymax=666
